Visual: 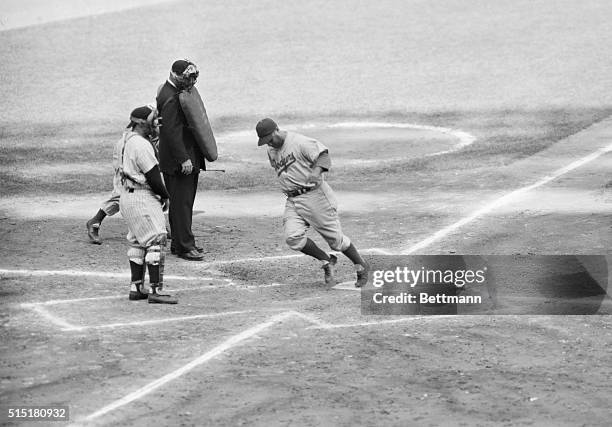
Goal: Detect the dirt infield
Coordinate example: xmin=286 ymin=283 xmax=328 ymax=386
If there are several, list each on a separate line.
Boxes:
xmin=1 ymin=116 xmax=611 ymax=426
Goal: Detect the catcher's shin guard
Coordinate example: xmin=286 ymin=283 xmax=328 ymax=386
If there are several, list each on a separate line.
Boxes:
xmin=128 ymin=246 xmax=148 ymax=297
xmin=159 ymin=235 xmax=166 ymax=286
xmin=145 ymin=235 xmax=166 ymax=285
xmin=145 ymin=235 xmax=176 ymax=304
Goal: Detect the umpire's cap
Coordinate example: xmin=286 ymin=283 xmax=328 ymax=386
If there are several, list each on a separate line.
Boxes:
xmin=256 ymin=118 xmax=278 ymax=146
xmin=172 ymin=59 xmax=199 ymax=79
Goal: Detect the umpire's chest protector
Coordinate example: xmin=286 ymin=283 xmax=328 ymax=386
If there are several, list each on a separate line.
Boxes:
xmin=157 ymin=83 xmax=215 ymax=174
xmin=179 ymin=87 xmax=218 ymax=162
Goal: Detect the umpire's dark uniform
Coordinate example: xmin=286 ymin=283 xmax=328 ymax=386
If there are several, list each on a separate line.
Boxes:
xmin=157 ymin=80 xmax=205 ymax=258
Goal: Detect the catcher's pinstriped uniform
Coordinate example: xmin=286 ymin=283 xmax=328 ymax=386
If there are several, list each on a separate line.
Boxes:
xmin=109 ymin=131 xmax=160 ymax=217
xmin=86 ymin=119 xmax=169 ymax=244
xmin=256 ymin=118 xmax=369 ymax=287
xmin=120 ymin=106 xmax=177 ymax=304
xmin=120 ymin=133 xmax=166 ymax=247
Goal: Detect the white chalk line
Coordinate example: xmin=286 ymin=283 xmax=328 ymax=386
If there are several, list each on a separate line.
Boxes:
xmin=29 ymin=307 xmax=269 ymax=332
xmin=19 ymin=283 xmax=291 ymax=307
xmin=204 ymin=253 xmax=303 ymax=266
xmin=220 ymin=121 xmax=475 ymax=167
xmin=206 ymin=247 xmax=395 ymax=265
xmin=221 ymin=121 xmax=475 ymax=149
xmin=61 ymin=309 xmax=285 ymax=332
xmin=0 ymin=249 xmax=384 ymax=283
xmin=0 ymin=268 xmax=218 ymax=282
xmin=19 ymin=285 xmax=224 ymax=307
xmin=401 ymin=142 xmax=612 ymax=254
xmin=19 ymin=283 xmax=293 ymax=330
xmin=28 ymin=305 xmax=81 ymax=331
xmin=0 ymin=246 xmax=387 ymax=287
xmin=73 ymin=310 xmax=307 ymax=425
xmin=288 ymin=310 xmax=333 ymax=328
xmin=55 ymin=296 xmax=326 ymax=331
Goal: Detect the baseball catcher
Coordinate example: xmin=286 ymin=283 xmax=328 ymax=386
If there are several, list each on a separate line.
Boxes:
xmin=86 ymin=109 xmax=170 ymax=244
xmin=120 ymin=105 xmax=177 ymax=304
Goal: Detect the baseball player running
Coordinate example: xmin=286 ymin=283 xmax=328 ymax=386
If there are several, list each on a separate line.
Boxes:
xmin=120 ymin=105 xmax=177 ymax=304
xmin=256 ymin=118 xmax=369 ymax=287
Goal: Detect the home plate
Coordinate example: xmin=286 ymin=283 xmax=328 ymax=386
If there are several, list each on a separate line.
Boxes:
xmin=332 ymin=281 xmax=360 ymax=291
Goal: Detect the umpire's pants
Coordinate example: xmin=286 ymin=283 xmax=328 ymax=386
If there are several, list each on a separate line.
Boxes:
xmin=164 ymin=172 xmax=199 ymax=254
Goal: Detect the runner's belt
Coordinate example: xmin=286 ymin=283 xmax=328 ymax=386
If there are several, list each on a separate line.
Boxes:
xmin=285 ymin=184 xmax=319 ymax=198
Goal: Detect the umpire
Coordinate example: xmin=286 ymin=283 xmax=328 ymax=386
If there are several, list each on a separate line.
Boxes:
xmin=157 ymin=59 xmax=205 ymax=261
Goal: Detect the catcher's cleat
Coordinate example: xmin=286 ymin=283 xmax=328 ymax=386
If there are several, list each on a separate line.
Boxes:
xmin=322 ymin=254 xmax=338 ymax=286
xmin=86 ymin=219 xmax=102 ymax=244
xmin=355 ymin=262 xmax=370 ymax=288
xmin=148 ymin=293 xmax=178 ymax=304
xmin=128 ymin=280 xmax=149 ymax=300
xmin=129 ymin=290 xmax=149 ymax=300
xmin=148 ymin=284 xmax=178 ymax=304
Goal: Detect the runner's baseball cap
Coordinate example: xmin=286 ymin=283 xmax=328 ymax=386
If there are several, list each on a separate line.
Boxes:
xmin=256 ymin=118 xmax=277 ymax=146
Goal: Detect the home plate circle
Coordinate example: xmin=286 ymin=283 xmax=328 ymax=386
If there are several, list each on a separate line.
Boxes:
xmin=332 ymin=281 xmax=361 ymax=291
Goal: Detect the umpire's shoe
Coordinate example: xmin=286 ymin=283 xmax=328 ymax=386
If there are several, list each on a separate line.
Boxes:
xmin=178 ymin=248 xmax=204 ymax=261
xmin=86 ymin=219 xmax=102 ymax=244
xmin=323 ymin=254 xmax=338 ymax=286
xmin=148 ymin=284 xmax=178 ymax=304
xmin=355 ymin=262 xmax=370 ymax=288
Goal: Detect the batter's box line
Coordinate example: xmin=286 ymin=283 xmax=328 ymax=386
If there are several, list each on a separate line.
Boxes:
xmin=19 ymin=282 xmax=291 ymax=308
xmin=21 ymin=292 xmax=315 ymax=332
xmin=0 ymin=268 xmax=217 ymax=281
xmin=60 ymin=309 xmax=289 ymax=332
xmin=25 ymin=305 xmax=292 ymax=332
